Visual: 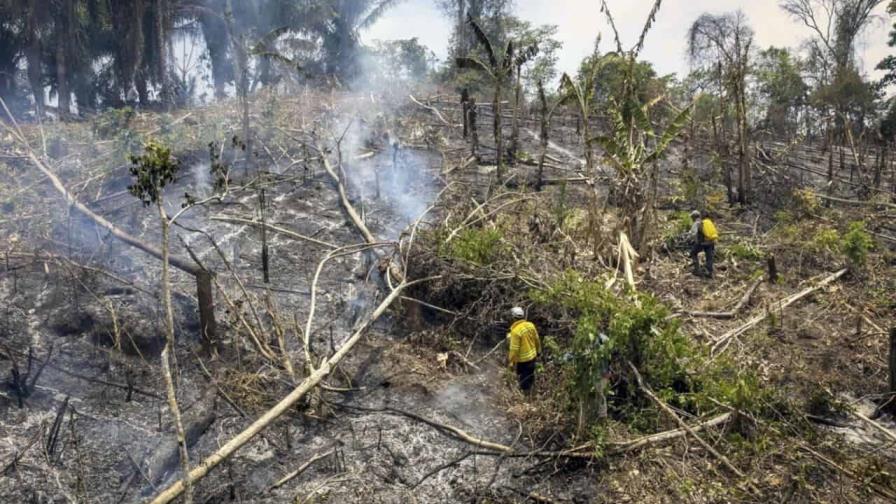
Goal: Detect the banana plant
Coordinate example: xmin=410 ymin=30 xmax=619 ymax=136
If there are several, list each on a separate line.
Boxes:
xmin=592 ymin=89 xmax=693 ymax=249
xmin=593 ymin=96 xmax=693 ymax=176
xmin=558 ymin=59 xmax=600 ymax=176
xmin=456 ymin=15 xmax=537 ymax=187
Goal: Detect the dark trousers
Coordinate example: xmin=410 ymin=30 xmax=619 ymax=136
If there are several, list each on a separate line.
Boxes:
xmin=691 ymin=243 xmax=715 ymax=276
xmin=516 ymin=360 xmax=536 ymax=391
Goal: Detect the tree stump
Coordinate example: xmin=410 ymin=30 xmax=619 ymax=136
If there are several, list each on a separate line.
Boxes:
xmin=766 ymin=255 xmax=778 ymax=284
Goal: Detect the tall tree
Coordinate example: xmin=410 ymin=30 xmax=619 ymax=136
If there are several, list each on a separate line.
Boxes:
xmin=688 ymin=11 xmax=754 ymax=204
xmin=754 ymin=46 xmax=808 ymax=137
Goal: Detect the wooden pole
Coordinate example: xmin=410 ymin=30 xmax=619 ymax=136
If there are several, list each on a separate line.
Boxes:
xmin=888 ymin=328 xmax=896 ymax=414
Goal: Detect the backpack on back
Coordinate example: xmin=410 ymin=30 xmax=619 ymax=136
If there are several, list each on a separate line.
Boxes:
xmin=702 ymin=219 xmax=719 ymax=242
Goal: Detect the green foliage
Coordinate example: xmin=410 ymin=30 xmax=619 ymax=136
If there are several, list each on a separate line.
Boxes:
xmin=754 ymin=47 xmax=808 ymax=136
xmin=532 ymin=270 xmax=768 ymax=433
xmin=725 ymin=242 xmax=763 ymax=262
xmin=662 ymin=210 xmax=694 ymax=246
xmin=842 ymin=221 xmax=874 ymax=269
xmin=441 ymin=227 xmax=505 ymax=265
xmin=810 ymin=227 xmax=841 ymax=255
xmin=535 ymin=273 xmax=693 ymax=416
xmin=128 ymin=141 xmax=180 ymax=206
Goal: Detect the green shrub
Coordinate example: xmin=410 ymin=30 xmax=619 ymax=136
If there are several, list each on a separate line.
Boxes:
xmin=725 ymin=241 xmax=762 ymax=262
xmin=441 ymin=227 xmax=505 ymax=265
xmin=662 ymin=211 xmax=694 ymax=248
xmin=93 ymin=107 xmax=135 ymax=139
xmin=842 ymin=221 xmax=874 ymax=269
xmin=810 ymin=227 xmax=840 ymax=255
xmin=531 ymin=271 xmax=767 ymax=431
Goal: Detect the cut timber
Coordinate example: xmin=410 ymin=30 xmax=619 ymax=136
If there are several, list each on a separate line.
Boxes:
xmin=148 ymin=278 xmax=424 ymax=504
xmin=690 ymin=278 xmax=762 ymax=319
xmin=712 ymin=269 xmax=847 ymax=355
xmin=814 ymin=193 xmax=896 ymax=210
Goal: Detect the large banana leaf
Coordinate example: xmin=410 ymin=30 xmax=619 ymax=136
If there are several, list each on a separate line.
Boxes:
xmin=645 ymin=103 xmax=693 ymax=163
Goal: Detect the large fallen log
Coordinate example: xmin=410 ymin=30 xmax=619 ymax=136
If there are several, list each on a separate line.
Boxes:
xmin=148 ymin=277 xmax=426 ymax=504
xmin=712 ymin=269 xmax=848 ymax=355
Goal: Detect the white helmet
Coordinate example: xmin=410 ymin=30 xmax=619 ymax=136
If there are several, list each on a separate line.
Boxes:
xmin=511 ymin=307 xmax=525 ymax=319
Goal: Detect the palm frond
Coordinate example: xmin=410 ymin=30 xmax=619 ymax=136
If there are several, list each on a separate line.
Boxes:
xmin=467 ymin=15 xmax=497 ymax=68
xmin=253 ymin=25 xmax=290 ymax=53
xmin=514 ymin=44 xmax=539 ymax=69
xmin=599 ymin=0 xmax=624 ymax=54
xmin=455 ymin=56 xmax=494 ymax=79
xmin=357 ymin=0 xmax=404 ymax=30
xmin=503 ymin=40 xmax=515 ymax=72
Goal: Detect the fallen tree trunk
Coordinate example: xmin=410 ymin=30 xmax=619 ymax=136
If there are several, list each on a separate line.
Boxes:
xmin=0 ymin=103 xmax=217 ymax=348
xmin=690 ymin=278 xmax=762 ymax=319
xmin=712 ymin=269 xmax=847 ymax=355
xmin=608 ymin=412 xmax=732 ymax=453
xmin=317 ymin=143 xmax=405 ymax=283
xmin=629 ymin=362 xmax=758 ymax=495
xmin=148 ymin=277 xmax=425 ymax=504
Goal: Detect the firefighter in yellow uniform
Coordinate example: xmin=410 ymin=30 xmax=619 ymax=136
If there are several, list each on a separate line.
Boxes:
xmin=690 ymin=210 xmax=719 ymax=278
xmin=508 ymin=307 xmax=541 ymax=392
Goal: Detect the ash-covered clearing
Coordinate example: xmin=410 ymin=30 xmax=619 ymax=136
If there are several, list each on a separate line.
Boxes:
xmin=0 ymin=125 xmax=596 ymax=503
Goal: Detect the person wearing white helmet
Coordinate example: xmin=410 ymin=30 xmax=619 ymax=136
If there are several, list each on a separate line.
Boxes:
xmin=507 ymin=306 xmax=541 ymax=393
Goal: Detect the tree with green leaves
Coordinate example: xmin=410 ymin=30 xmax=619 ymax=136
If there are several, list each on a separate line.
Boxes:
xmin=754 ymin=47 xmax=808 ymax=138
xmin=456 ymin=15 xmax=537 ymax=186
xmin=128 ymin=140 xmax=194 ymax=504
xmin=688 ymin=11 xmax=754 ymax=204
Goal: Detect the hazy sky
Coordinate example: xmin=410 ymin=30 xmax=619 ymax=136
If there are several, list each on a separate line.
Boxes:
xmin=365 ymin=0 xmax=893 ymax=84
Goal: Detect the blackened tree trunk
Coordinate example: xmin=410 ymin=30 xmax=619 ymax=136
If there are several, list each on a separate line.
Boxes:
xmin=493 ymin=84 xmax=503 ymax=183
xmin=469 ymin=99 xmax=478 ymax=159
xmin=199 ymin=8 xmax=231 ymax=100
xmin=888 ymin=327 xmax=896 ymax=414
xmin=536 ymin=81 xmax=548 ymax=191
xmin=25 ymin=0 xmax=43 ymax=114
xmin=510 ymin=63 xmax=522 ymax=163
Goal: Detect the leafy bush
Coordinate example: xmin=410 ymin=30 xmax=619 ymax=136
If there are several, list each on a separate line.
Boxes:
xmin=810 ymin=227 xmax=841 ymax=255
xmin=531 ymin=271 xmax=756 ymax=432
xmin=441 ymin=227 xmax=505 ymax=266
xmin=725 ymin=241 xmax=763 ymax=262
xmin=842 ymin=221 xmax=874 ymax=269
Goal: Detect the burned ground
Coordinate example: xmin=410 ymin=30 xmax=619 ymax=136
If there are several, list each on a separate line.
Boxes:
xmin=0 ymin=86 xmax=895 ymax=504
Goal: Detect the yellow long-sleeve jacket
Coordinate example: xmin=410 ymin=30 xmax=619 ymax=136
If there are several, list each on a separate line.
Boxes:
xmin=508 ymin=320 xmax=541 ymax=365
